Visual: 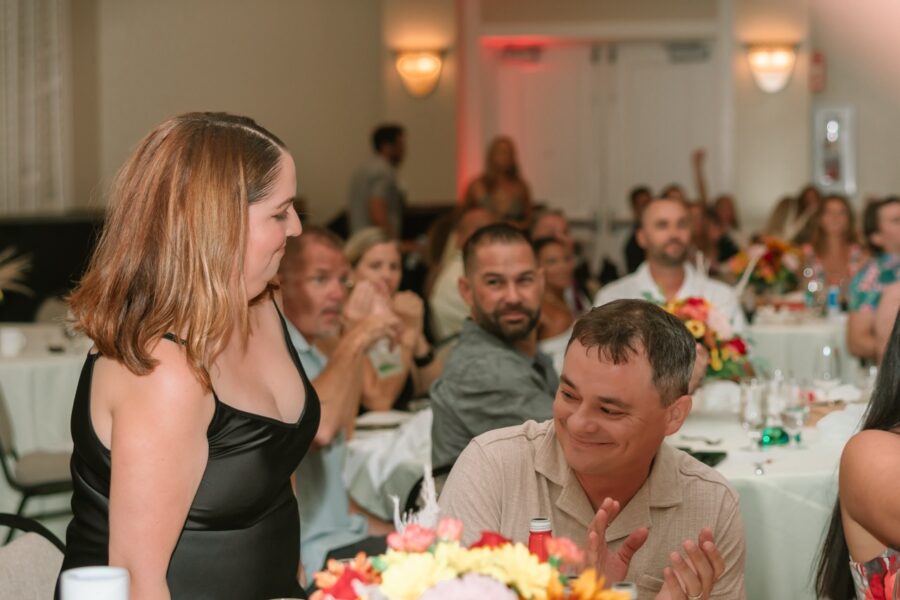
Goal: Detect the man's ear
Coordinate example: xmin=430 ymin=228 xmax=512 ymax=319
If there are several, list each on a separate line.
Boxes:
xmin=871 ymin=230 xmax=885 ymax=251
xmin=458 ymin=274 xmax=474 ymax=310
xmin=664 ymin=394 xmax=692 ymax=436
xmin=636 ymin=227 xmax=648 ymax=250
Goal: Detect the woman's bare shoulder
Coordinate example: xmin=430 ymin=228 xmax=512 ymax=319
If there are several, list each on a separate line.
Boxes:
xmin=95 ymin=338 xmax=212 ymax=424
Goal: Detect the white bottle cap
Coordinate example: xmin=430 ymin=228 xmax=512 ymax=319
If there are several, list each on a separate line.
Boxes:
xmin=529 ymin=517 xmax=551 ymax=532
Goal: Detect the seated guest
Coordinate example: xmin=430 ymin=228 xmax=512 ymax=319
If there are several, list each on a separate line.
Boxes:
xmin=531 ymin=209 xmax=607 ymax=305
xmin=624 ymin=186 xmax=652 ymax=273
xmin=699 ymin=208 xmax=740 ymax=276
xmin=848 ymin=197 xmax=900 ymax=361
xmin=596 ymin=196 xmax=746 ymax=332
xmin=802 ymin=194 xmax=866 ymax=305
xmin=430 ymin=223 xmax=556 ymax=468
xmin=815 ymin=310 xmax=900 ymax=600
xmin=279 ymin=228 xmax=400 ymax=581
xmin=534 ymin=237 xmax=576 ymax=341
xmin=428 ymin=207 xmax=497 ymax=343
xmin=463 ymin=136 xmax=533 ymax=229
xmin=714 ymin=194 xmax=746 ymax=247
xmin=345 ymin=228 xmax=442 ymax=411
xmin=876 ymin=283 xmax=900 ymax=363
xmin=440 ymin=300 xmax=745 ymax=599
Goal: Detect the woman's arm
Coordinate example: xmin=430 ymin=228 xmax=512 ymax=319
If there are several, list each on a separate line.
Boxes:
xmin=103 ymin=342 xmax=214 ymax=600
xmin=840 ymin=429 xmax=900 ymax=550
xmin=874 ymin=283 xmax=900 ymax=363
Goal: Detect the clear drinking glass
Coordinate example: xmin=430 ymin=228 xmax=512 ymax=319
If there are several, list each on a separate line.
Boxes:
xmin=813 ymin=344 xmax=842 ymax=393
xmin=779 ymin=378 xmax=809 ymax=447
xmin=739 ymin=378 xmax=766 ymax=450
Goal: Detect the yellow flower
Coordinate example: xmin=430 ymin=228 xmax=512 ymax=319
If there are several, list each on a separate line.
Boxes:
xmin=569 ymin=569 xmax=630 ymax=599
xmin=685 ymin=319 xmax=706 ymax=338
xmin=710 ymin=347 xmax=723 ymax=371
xmin=471 ymin=544 xmax=555 ymax=599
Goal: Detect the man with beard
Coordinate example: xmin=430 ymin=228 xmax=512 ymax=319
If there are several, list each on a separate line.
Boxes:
xmin=430 ymin=223 xmax=557 ymax=468
xmin=595 ymin=197 xmax=745 ymax=332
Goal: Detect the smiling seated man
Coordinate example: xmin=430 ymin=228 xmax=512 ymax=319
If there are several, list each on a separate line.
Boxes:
xmin=439 ymin=300 xmax=746 ymax=600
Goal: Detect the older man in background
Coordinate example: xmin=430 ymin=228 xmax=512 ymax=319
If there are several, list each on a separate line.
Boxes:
xmin=279 ymin=226 xmax=400 ymax=581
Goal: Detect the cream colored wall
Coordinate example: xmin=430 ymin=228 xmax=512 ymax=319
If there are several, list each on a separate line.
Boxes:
xmin=480 ymin=0 xmax=717 ymax=24
xmin=70 ymin=0 xmax=101 ymax=211
xmin=733 ymin=0 xmax=811 ymax=233
xmin=812 ymin=0 xmax=900 ymax=201
xmin=83 ymin=0 xmax=383 ymax=224
xmin=381 ymin=0 xmax=458 ymax=205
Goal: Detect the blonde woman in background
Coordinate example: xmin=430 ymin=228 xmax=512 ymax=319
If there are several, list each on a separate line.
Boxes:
xmin=344 ymin=228 xmax=442 ymax=411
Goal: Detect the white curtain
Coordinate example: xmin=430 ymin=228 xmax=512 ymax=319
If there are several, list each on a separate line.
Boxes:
xmin=0 ymin=0 xmax=71 ymax=215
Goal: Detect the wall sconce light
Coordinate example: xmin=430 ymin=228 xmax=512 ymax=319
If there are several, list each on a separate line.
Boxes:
xmin=745 ymin=44 xmax=797 ymax=93
xmin=395 ymin=50 xmax=444 ymax=98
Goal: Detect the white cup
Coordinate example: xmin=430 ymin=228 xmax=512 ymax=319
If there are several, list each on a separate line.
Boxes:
xmin=0 ymin=327 xmax=26 ymax=357
xmin=60 ymin=566 xmax=129 ymax=600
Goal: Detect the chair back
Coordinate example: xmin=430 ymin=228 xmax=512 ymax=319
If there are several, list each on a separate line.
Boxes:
xmin=0 ymin=532 xmax=64 ymax=600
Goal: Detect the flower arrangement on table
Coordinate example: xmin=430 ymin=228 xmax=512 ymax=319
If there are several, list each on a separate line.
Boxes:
xmin=661 ymin=296 xmax=753 ymax=381
xmin=310 ymin=519 xmax=628 ymax=600
xmin=727 ymin=237 xmax=802 ymax=296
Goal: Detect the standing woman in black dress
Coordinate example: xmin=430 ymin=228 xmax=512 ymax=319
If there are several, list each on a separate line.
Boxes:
xmin=57 ymin=113 xmax=320 ymax=599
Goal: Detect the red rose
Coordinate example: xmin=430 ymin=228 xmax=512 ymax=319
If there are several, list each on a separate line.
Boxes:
xmin=725 ymin=337 xmax=748 ymax=355
xmin=324 ymin=568 xmax=365 ymax=600
xmin=469 ymin=531 xmax=512 ymax=549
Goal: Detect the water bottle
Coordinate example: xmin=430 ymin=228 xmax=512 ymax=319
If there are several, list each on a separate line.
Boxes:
xmin=826 ymin=285 xmax=841 ymax=319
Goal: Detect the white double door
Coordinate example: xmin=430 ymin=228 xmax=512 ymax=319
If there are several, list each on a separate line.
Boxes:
xmin=482 ymin=41 xmax=723 ymax=242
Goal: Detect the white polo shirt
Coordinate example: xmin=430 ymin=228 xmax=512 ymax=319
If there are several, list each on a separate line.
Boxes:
xmin=594 ymin=262 xmax=746 ymax=332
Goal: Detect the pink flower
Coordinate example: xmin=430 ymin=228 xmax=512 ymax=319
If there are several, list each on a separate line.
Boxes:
xmin=545 ymin=536 xmax=585 ymax=568
xmin=436 ymin=517 xmax=463 ymax=542
xmin=387 ymin=523 xmax=436 ymax=552
xmin=707 ymin=306 xmax=733 ymax=340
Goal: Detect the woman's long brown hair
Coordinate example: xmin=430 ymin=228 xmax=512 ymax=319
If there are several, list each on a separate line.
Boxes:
xmin=68 ymin=112 xmax=286 ymax=389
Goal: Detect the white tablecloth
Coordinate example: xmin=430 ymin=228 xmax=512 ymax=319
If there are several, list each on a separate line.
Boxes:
xmin=0 ymin=323 xmax=85 ymax=518
xmin=345 ymin=408 xmax=851 ymax=600
xmin=747 ymin=316 xmax=859 ymax=384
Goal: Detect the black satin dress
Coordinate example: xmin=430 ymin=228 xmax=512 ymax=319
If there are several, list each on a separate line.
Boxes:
xmin=57 ymin=306 xmax=320 ymax=599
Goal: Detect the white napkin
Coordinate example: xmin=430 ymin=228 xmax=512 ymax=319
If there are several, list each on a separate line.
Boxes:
xmin=816 ymin=403 xmax=867 ymax=443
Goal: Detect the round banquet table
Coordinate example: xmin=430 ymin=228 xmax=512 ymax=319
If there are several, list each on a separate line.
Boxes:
xmin=0 ymin=323 xmax=85 ymax=519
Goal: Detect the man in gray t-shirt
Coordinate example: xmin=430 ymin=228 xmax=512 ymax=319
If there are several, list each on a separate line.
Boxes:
xmin=430 ymin=223 xmax=557 ymax=468
xmin=347 ymin=124 xmax=406 ymax=238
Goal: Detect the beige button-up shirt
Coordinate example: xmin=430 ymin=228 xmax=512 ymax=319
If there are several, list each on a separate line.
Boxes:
xmin=439 ymin=420 xmax=746 ymax=600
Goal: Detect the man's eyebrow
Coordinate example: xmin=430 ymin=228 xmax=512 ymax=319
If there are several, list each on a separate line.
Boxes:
xmin=560 ymin=374 xmax=629 ymax=409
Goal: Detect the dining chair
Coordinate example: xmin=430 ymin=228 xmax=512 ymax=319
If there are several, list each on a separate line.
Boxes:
xmin=0 ymin=388 xmax=72 ymax=543
xmin=402 ymin=462 xmax=455 ymax=514
xmin=0 ymin=513 xmax=65 ymax=600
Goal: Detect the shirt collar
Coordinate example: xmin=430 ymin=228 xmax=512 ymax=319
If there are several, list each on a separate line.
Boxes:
xmin=460 ymin=319 xmax=549 ymax=368
xmin=636 ymin=261 xmax=696 ymax=302
xmin=535 ymin=425 xmax=684 ymax=540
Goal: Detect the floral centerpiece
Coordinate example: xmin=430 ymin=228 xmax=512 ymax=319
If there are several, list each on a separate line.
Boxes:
xmin=310 ymin=519 xmax=628 ymax=600
xmin=661 ymin=297 xmax=753 ymax=381
xmin=727 ymin=237 xmax=802 ymax=296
